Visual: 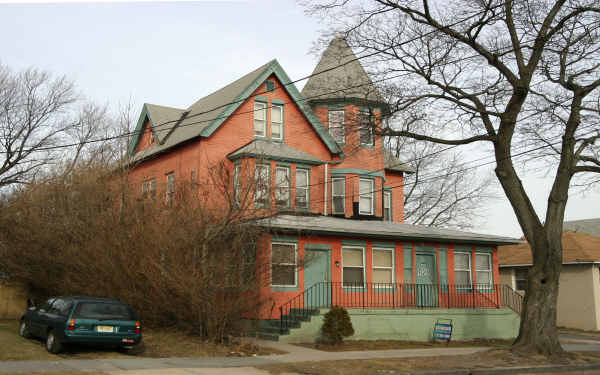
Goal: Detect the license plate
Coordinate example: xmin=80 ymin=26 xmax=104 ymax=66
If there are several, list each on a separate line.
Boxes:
xmin=97 ymin=325 xmax=114 ymax=333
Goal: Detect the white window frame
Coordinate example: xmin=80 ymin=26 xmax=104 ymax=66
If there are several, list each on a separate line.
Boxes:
xmin=454 ymin=252 xmax=472 ymax=289
xmin=295 ymin=168 xmax=309 ymax=210
xmin=372 ymin=247 xmax=395 ymax=287
xmin=359 ymin=111 xmax=373 ymax=146
xmin=271 ymin=104 xmax=283 ymax=141
xmin=233 ymin=164 xmax=240 ymax=205
xmin=359 ymin=178 xmax=375 ymax=215
xmin=332 ymin=177 xmax=346 ymax=215
xmin=254 ymin=102 xmax=267 ymax=137
xmin=271 ymin=242 xmax=297 ymax=287
xmin=475 ymin=252 xmax=492 ymax=287
xmin=342 ymin=246 xmax=366 ymax=288
xmin=383 ymin=190 xmax=392 ymax=221
xmin=254 ymin=164 xmax=270 ymax=208
xmin=149 ymin=178 xmax=156 ymax=198
xmin=275 ymin=166 xmax=290 ymax=208
xmin=166 ymin=172 xmax=175 ymax=204
xmin=328 ymin=110 xmax=345 ymax=145
xmin=514 ymin=268 xmax=528 ymax=292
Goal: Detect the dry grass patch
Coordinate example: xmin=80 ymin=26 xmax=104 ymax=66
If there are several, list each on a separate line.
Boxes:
xmin=297 ymin=338 xmax=512 ymax=351
xmin=258 ymin=349 xmax=600 ymax=375
xmin=0 ymin=320 xmax=282 ymax=361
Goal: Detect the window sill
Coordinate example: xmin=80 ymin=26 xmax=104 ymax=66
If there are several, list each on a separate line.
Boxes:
xmin=342 ymin=286 xmax=366 ymax=292
xmin=359 ymin=143 xmax=375 ymax=149
xmin=271 ymin=285 xmax=299 ymax=292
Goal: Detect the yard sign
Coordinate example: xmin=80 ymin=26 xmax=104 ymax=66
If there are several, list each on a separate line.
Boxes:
xmin=433 ymin=319 xmax=453 ymax=342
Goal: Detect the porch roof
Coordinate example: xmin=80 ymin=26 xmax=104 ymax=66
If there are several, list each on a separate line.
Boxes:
xmin=227 ymin=139 xmax=324 ymax=165
xmin=257 ymin=214 xmax=520 ymax=246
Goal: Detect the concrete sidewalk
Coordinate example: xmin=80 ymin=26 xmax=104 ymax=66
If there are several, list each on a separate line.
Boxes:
xmin=0 ymin=339 xmax=599 ymax=374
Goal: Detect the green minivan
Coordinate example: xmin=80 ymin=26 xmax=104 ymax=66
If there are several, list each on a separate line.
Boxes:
xmin=19 ymin=296 xmax=142 ymax=354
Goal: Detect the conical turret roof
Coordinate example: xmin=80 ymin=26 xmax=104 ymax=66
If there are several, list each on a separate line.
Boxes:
xmin=301 ymin=37 xmax=387 ymax=108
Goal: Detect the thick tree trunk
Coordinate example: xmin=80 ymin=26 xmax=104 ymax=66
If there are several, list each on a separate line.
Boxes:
xmin=512 ymin=229 xmax=564 ymax=355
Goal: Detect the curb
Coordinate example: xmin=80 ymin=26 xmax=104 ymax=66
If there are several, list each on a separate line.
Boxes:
xmin=390 ymin=362 xmax=600 ymax=375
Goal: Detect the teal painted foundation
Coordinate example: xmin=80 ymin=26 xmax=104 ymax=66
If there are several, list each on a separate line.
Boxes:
xmin=279 ymin=308 xmax=520 ymax=343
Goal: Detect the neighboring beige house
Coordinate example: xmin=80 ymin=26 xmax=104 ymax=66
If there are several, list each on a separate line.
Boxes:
xmin=499 ymin=230 xmax=600 ymax=331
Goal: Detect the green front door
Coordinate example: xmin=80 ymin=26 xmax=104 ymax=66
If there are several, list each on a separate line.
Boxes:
xmin=415 ymin=253 xmax=438 ymax=307
xmin=304 ymin=249 xmax=331 ymax=307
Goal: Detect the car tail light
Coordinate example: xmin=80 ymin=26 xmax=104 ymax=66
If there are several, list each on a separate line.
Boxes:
xmin=135 ymin=321 xmax=141 ymax=334
xmin=67 ymin=318 xmax=76 ymax=331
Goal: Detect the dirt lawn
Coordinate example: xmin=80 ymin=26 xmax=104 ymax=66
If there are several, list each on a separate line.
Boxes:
xmin=0 ymin=319 xmax=281 ymax=361
xmin=297 ymin=338 xmax=512 ymax=351
xmin=258 ymin=349 xmax=600 ymax=375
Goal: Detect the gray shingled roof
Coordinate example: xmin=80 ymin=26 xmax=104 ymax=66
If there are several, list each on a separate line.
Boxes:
xmin=384 ymin=149 xmax=415 ymax=173
xmin=228 ymin=139 xmax=324 ymax=165
xmin=301 ymin=37 xmax=387 ymax=107
xmin=564 ymin=219 xmax=600 ymax=237
xmin=129 ymin=60 xmax=341 ymax=162
xmin=257 ymin=214 xmax=520 ymax=246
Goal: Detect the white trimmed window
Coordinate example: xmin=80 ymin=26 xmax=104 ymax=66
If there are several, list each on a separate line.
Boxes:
xmin=476 ymin=253 xmax=492 ymax=286
xmin=332 ymin=177 xmax=345 ymax=215
xmin=271 ymin=242 xmax=297 ymax=287
xmin=359 ymin=111 xmax=373 ymax=146
xmin=254 ymin=102 xmax=267 ymax=137
xmin=149 ymin=178 xmax=156 ymax=198
xmin=384 ymin=190 xmax=392 ymax=221
xmin=359 ymin=178 xmax=374 ymax=215
xmin=295 ymin=169 xmax=309 ymax=209
xmin=514 ymin=268 xmax=528 ymax=291
xmin=233 ymin=164 xmax=240 ymax=204
xmin=254 ymin=164 xmax=270 ymax=208
xmin=166 ymin=173 xmax=175 ymax=205
xmin=328 ymin=110 xmax=345 ymax=144
xmin=373 ymin=248 xmax=394 ymax=285
xmin=343 ymin=247 xmax=365 ymax=287
xmin=454 ymin=252 xmax=472 ymax=287
xmin=271 ymin=104 xmax=283 ymax=140
xmin=275 ymin=166 xmax=290 ymax=208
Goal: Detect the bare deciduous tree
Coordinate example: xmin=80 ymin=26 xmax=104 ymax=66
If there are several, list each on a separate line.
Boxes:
xmin=304 ymin=0 xmax=600 ymax=355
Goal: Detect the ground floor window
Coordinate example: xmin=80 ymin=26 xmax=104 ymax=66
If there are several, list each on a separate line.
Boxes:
xmin=342 ymin=247 xmax=365 ymax=287
xmin=373 ymin=248 xmax=394 ymax=285
xmin=514 ymin=268 xmax=528 ymax=291
xmin=454 ymin=252 xmax=472 ymax=287
xmin=271 ymin=242 xmax=297 ymax=287
xmin=475 ymin=253 xmax=492 ymax=286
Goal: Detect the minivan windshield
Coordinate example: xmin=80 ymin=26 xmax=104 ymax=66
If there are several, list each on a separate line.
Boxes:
xmin=72 ymin=302 xmax=134 ymax=320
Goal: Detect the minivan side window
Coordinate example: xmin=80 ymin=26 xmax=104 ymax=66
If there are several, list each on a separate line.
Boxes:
xmin=50 ymin=299 xmax=73 ymax=317
xmin=40 ymin=298 xmax=55 ymax=312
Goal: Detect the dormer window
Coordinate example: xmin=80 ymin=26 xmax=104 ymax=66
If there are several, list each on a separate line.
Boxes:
xmin=254 ymin=102 xmax=267 ymax=137
xmin=328 ymin=110 xmax=345 ymax=145
xmin=266 ymin=80 xmax=275 ymax=92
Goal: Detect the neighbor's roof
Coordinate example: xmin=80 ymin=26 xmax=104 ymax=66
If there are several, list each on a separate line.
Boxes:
xmin=228 ymin=139 xmax=324 ymax=165
xmin=257 ymin=214 xmax=520 ymax=246
xmin=129 ymin=59 xmax=341 ymax=161
xmin=563 ymin=218 xmax=600 ymax=237
xmin=301 ymin=37 xmax=388 ymax=108
xmin=499 ymin=230 xmax=600 ymax=267
xmin=384 ymin=149 xmax=416 ymax=173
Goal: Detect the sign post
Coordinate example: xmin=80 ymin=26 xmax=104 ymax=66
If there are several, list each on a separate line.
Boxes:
xmin=433 ymin=319 xmax=453 ymax=343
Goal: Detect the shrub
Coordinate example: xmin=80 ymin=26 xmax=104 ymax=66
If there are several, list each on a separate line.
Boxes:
xmin=320 ymin=306 xmax=354 ymax=345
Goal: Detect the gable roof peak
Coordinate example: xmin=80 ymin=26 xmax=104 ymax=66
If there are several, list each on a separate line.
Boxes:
xmin=301 ymin=36 xmax=387 ymax=109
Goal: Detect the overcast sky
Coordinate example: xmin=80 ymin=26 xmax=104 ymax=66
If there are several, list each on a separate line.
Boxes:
xmin=1 ymin=0 xmax=598 ymax=238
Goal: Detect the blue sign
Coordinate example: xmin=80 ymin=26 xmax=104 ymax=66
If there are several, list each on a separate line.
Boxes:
xmin=433 ymin=320 xmax=453 ymax=342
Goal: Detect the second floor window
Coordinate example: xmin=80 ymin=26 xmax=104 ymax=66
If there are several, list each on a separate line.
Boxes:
xmin=359 ymin=178 xmax=374 ymax=215
xmin=149 ymin=178 xmax=156 ymax=198
xmin=296 ymin=169 xmax=309 ymax=209
xmin=271 ymin=104 xmax=283 ymax=140
xmin=142 ymin=181 xmax=149 ymax=199
xmin=254 ymin=164 xmax=269 ymax=208
xmin=166 ymin=173 xmax=175 ymax=205
xmin=254 ymin=102 xmax=266 ymax=137
xmin=332 ymin=177 xmax=345 ymax=215
xmin=233 ymin=164 xmax=240 ymax=204
xmin=384 ymin=191 xmax=391 ymax=221
xmin=275 ymin=166 xmax=290 ymax=208
xmin=328 ymin=110 xmax=345 ymax=144
xmin=359 ymin=111 xmax=373 ymax=146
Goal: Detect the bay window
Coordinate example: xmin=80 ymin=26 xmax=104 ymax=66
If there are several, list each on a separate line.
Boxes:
xmin=332 ymin=177 xmax=345 ymax=215
xmin=328 ymin=110 xmax=345 ymax=144
xmin=359 ymin=178 xmax=374 ymax=215
xmin=275 ymin=166 xmax=290 ymax=208
xmin=295 ymin=168 xmax=309 ymax=209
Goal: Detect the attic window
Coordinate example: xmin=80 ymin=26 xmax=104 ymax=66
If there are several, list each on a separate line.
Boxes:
xmin=266 ymin=80 xmax=275 ymax=92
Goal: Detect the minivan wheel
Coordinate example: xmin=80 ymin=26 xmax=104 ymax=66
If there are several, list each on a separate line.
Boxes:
xmin=45 ymin=330 xmax=62 ymax=354
xmin=19 ymin=321 xmax=32 ymax=339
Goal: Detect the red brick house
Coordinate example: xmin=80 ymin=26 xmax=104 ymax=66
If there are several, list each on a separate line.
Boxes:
xmin=126 ymin=37 xmax=521 ymax=341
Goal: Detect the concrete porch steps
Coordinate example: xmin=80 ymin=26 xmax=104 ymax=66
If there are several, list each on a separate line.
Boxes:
xmin=257 ymin=309 xmax=321 ymax=341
